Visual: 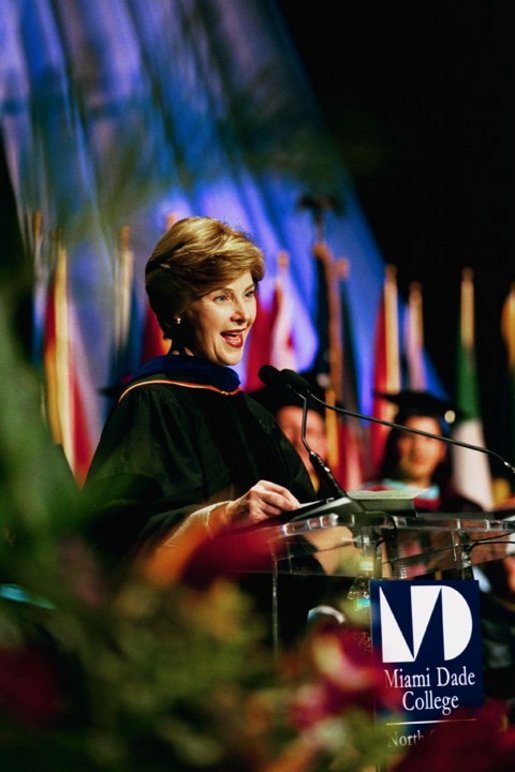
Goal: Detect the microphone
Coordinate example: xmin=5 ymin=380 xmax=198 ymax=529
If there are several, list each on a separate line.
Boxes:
xmin=259 ymin=365 xmax=515 ymax=480
xmin=259 ymin=365 xmax=346 ymax=499
xmin=258 ymin=364 xmax=310 ymax=396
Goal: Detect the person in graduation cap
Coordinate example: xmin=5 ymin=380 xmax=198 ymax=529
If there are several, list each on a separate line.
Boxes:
xmin=366 ymin=389 xmax=482 ymax=513
xmin=361 ymin=390 xmax=485 ymax=581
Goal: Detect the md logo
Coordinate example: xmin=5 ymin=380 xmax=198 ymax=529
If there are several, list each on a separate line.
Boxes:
xmin=379 ymin=585 xmax=473 ymax=663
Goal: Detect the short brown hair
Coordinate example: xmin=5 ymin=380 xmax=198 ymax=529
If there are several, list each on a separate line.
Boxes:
xmin=145 ymin=216 xmax=265 ymax=339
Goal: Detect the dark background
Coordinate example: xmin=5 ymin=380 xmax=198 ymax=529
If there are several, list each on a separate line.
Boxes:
xmin=278 ymin=0 xmax=513 ymax=457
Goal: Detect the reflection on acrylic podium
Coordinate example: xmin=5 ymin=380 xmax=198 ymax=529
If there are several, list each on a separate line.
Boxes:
xmin=268 ymin=490 xmax=515 ymax=582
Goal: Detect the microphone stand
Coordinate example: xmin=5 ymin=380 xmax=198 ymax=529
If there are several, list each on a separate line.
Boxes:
xmin=306 ymin=392 xmax=515 ymax=481
xmin=298 ymin=392 xmax=379 ymax=613
xmin=299 ymin=393 xmax=346 ymax=500
xmin=259 ymin=365 xmax=515 ymax=595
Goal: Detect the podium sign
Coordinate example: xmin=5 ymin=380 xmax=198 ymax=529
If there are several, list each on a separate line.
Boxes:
xmin=370 ymin=579 xmax=484 ymax=748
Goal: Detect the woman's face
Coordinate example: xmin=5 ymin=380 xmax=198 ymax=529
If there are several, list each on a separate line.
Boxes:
xmin=395 ymin=415 xmax=447 ymax=487
xmin=182 ymin=271 xmax=257 ymax=366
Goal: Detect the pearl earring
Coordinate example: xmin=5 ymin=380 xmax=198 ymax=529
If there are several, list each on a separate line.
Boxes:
xmin=173 ymin=317 xmax=182 ymax=325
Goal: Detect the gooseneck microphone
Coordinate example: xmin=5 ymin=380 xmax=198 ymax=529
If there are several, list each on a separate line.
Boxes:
xmin=258 ymin=365 xmax=515 ymax=480
xmin=259 ymin=365 xmax=346 ymax=499
xmin=299 ymin=392 xmax=346 ymax=499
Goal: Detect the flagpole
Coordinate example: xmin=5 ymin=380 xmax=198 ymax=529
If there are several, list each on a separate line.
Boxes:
xmin=113 ymin=225 xmax=134 ymax=371
xmin=369 ymin=264 xmax=401 ymax=477
xmin=299 ymin=193 xmax=358 ymax=478
xmin=384 ymin=264 xmax=401 ymax=398
xmin=405 ymin=280 xmax=427 ymax=390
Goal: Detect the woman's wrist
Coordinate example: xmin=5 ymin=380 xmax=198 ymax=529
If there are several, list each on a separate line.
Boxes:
xmin=204 ymin=502 xmax=232 ymax=538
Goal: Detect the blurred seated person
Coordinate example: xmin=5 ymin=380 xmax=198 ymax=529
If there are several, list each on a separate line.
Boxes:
xmin=363 ymin=389 xmax=482 ymax=513
xmin=361 ymin=390 xmax=483 ymax=579
xmin=84 ymin=216 xmax=325 ymax=644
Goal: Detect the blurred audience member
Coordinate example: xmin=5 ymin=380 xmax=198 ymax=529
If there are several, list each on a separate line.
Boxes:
xmin=364 ymin=390 xmax=481 ymax=513
xmin=253 ymin=375 xmax=328 ymax=493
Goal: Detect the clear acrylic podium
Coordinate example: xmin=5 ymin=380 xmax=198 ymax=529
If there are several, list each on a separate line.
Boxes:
xmin=230 ymin=491 xmax=515 ymax=654
xmin=263 ymin=491 xmax=515 ymax=581
xmin=243 ymin=491 xmax=515 ymax=658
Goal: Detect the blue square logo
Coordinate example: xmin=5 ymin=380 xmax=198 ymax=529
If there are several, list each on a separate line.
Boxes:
xmin=370 ymin=579 xmax=484 ymax=745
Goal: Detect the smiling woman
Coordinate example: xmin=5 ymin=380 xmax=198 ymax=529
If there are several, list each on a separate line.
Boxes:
xmin=83 ymin=218 xmax=323 ymax=641
xmin=177 ymin=273 xmax=258 ymax=367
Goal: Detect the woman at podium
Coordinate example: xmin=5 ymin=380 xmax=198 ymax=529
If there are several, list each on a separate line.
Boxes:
xmin=85 ymin=216 xmax=317 ymax=560
xmin=84 ymin=216 xmax=324 ymax=643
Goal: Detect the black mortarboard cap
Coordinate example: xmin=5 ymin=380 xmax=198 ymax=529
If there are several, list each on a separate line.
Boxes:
xmin=374 ymin=389 xmax=461 ymax=426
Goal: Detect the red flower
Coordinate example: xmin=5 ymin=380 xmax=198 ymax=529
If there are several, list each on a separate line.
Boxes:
xmin=0 ymin=645 xmax=62 ymax=727
xmin=392 ymin=700 xmax=515 ymax=772
xmin=179 ymin=525 xmax=285 ymax=590
xmin=143 ymin=518 xmax=286 ymax=590
xmin=290 ymin=627 xmax=402 ymax=729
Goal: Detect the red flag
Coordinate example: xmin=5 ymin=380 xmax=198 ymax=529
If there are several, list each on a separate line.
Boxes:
xmin=269 ymin=251 xmax=298 ymax=372
xmin=244 ymin=253 xmax=299 ymax=391
xmin=244 ymin=289 xmax=276 ymax=392
xmin=43 ymin=237 xmax=99 ymax=486
xmin=141 ymin=301 xmax=169 ymax=362
xmin=370 ymin=265 xmax=400 ymax=477
xmin=140 ymin=213 xmax=177 ymax=365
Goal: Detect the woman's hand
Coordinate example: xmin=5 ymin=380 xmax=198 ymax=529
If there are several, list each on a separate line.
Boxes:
xmin=224 ymin=480 xmax=300 ymax=525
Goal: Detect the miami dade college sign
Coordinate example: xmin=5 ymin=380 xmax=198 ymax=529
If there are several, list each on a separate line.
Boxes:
xmin=370 ymin=579 xmax=484 ymax=748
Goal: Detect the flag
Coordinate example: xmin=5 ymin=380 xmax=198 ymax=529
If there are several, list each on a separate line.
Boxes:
xmin=311 ymin=241 xmax=342 ymax=473
xmin=312 ymin=242 xmax=334 ymax=385
xmin=140 ymin=213 xmax=178 ymax=364
xmin=112 ymin=226 xmax=141 ymax=379
xmin=269 ymin=251 xmax=298 ymax=372
xmin=43 ymin=235 xmax=99 ymax=485
xmin=404 ymin=281 xmax=427 ymax=390
xmin=244 ymin=249 xmax=316 ymax=391
xmin=336 ymin=259 xmax=365 ymax=490
xmin=113 ymin=226 xmax=135 ymax=362
xmin=451 ymin=268 xmax=493 ymax=509
xmin=243 ymin=288 xmax=276 ymax=392
xmin=370 ymin=265 xmax=401 ymax=477
xmin=141 ymin=301 xmax=169 ymax=362
xmin=496 ymin=283 xmax=515 ymax=501
xmin=310 ymin=243 xmax=365 ymax=488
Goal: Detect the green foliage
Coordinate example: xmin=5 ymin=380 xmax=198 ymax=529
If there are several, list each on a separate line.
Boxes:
xmin=0 ymin=298 xmax=398 ymax=770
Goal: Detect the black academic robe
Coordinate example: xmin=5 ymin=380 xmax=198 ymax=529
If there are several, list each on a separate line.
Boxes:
xmin=86 ymin=355 xmax=316 ymax=557
xmin=85 ymin=356 xmax=322 ymax=643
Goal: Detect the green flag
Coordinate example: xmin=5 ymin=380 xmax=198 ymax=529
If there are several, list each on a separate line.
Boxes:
xmin=452 ymin=269 xmax=493 ymax=509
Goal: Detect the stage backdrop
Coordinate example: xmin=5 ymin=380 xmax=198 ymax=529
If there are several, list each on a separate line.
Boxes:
xmin=0 ymin=0 xmax=441 ymax=482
